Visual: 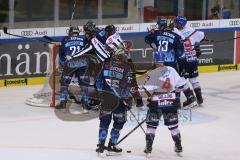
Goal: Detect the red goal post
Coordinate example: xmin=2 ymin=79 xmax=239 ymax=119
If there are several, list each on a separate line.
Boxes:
xmin=25 ymin=43 xmax=61 ymax=107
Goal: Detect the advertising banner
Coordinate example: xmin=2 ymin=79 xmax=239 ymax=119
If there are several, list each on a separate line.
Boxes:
xmin=0 ymin=28 xmax=237 ymax=79
xmin=0 ymin=42 xmax=51 ymax=79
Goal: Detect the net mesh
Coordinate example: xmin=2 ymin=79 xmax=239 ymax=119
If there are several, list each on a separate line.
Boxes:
xmin=25 ymin=44 xmax=60 ymax=107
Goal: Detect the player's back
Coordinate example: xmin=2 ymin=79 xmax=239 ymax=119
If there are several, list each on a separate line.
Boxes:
xmin=98 ymin=60 xmax=132 ymax=98
xmin=60 ymin=35 xmax=85 ymax=56
xmin=147 ymin=30 xmax=183 ymax=69
xmin=146 ymin=66 xmax=185 ymax=108
xmin=147 ymin=66 xmax=185 ymax=93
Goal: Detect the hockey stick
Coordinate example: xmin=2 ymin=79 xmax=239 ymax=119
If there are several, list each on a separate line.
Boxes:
xmin=70 ymin=0 xmax=77 ymax=26
xmin=3 ymin=27 xmax=56 ymax=44
xmin=128 ymin=109 xmax=146 ymax=134
xmin=204 ymin=37 xmax=240 ymax=44
xmin=122 ymin=99 xmax=146 ymax=135
xmin=43 ymin=35 xmax=56 ymax=43
xmin=117 ymin=118 xmax=146 ymax=145
xmin=116 ymin=75 xmax=155 ymax=145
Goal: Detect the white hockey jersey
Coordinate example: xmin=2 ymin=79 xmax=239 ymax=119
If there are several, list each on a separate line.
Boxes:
xmin=176 ymin=25 xmax=205 ymax=62
xmin=144 ymin=66 xmax=186 ymax=107
xmin=180 ymin=25 xmax=205 ymax=51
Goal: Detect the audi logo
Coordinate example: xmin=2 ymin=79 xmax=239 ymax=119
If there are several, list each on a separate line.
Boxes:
xmin=190 ymin=23 xmax=200 ymax=28
xmin=229 ymin=20 xmax=240 ymax=26
xmin=21 ymin=31 xmax=33 ymax=36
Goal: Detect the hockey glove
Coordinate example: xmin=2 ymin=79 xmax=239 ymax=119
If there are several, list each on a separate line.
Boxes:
xmin=122 ymin=97 xmax=133 ymax=110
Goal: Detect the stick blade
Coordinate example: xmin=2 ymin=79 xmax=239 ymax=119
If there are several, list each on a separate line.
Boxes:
xmin=43 ymin=35 xmax=54 ymax=42
xmin=3 ymin=27 xmax=8 ymax=34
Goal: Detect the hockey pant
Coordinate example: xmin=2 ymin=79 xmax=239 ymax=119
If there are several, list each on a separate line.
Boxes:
xmin=145 ymin=106 xmax=181 ymax=145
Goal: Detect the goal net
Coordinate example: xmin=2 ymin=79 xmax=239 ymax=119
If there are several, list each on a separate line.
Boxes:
xmin=25 ymin=43 xmax=61 ymax=107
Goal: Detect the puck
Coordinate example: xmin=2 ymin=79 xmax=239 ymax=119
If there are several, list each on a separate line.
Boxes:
xmin=126 ymin=150 xmax=131 ymax=153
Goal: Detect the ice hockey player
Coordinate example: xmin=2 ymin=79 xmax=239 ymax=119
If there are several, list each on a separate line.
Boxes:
xmin=145 ymin=18 xmax=197 ymax=108
xmin=175 ymin=16 xmax=205 ymax=105
xmin=63 ymin=21 xmax=113 ymax=109
xmin=142 ymin=52 xmax=184 ymax=156
xmin=96 ymin=24 xmax=144 ymax=108
xmin=71 ymin=21 xmax=111 ymax=61
xmin=56 ymin=26 xmax=86 ymax=109
xmin=95 ymin=49 xmax=134 ymax=156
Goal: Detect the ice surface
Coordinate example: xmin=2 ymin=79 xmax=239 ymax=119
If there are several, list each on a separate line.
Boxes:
xmin=0 ymin=71 xmax=240 ymax=160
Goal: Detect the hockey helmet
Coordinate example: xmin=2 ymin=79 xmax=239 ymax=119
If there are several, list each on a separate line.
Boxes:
xmin=105 ymin=24 xmax=116 ymax=36
xmin=112 ymin=49 xmax=128 ymax=62
xmin=68 ymin=26 xmax=80 ymax=35
xmin=83 ymin=20 xmax=96 ymax=37
xmin=166 ymin=19 xmax=174 ymax=31
xmin=157 ymin=18 xmax=168 ymax=30
xmin=175 ymin=16 xmax=187 ymax=28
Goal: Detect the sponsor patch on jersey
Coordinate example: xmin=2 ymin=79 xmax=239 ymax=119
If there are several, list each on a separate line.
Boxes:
xmin=152 ymin=93 xmax=176 ymax=101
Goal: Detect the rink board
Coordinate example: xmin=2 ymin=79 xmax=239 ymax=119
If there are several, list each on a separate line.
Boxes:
xmin=0 ymin=64 xmax=239 ymax=87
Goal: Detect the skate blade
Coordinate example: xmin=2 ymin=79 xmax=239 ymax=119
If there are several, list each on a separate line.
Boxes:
xmin=106 ymin=151 xmax=122 ymax=156
xmin=145 ymin=153 xmax=151 ymax=158
xmin=97 ymin=152 xmax=105 ymax=158
xmin=176 ymin=152 xmax=183 ymax=157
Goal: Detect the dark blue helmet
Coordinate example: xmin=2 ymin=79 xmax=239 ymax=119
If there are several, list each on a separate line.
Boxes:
xmin=175 ymin=16 xmax=187 ymax=27
xmin=157 ymin=18 xmax=168 ymax=28
xmin=157 ymin=18 xmax=174 ymax=31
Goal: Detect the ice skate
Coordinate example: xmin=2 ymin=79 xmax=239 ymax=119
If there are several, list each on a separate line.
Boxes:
xmin=144 ymin=146 xmax=152 ymax=158
xmin=196 ymin=95 xmax=203 ymax=105
xmin=174 ymin=142 xmax=183 ymax=153
xmin=55 ymin=100 xmax=67 ymax=109
xmin=194 ymin=88 xmax=203 ymax=105
xmin=106 ymin=142 xmax=122 ymax=156
xmin=96 ymin=143 xmax=106 ymax=157
xmin=183 ymin=96 xmax=197 ymax=109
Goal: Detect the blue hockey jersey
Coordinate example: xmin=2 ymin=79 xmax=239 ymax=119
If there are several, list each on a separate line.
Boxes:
xmin=96 ymin=61 xmax=133 ymax=99
xmin=59 ymin=35 xmax=85 ymax=65
xmin=145 ymin=30 xmax=185 ymax=68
